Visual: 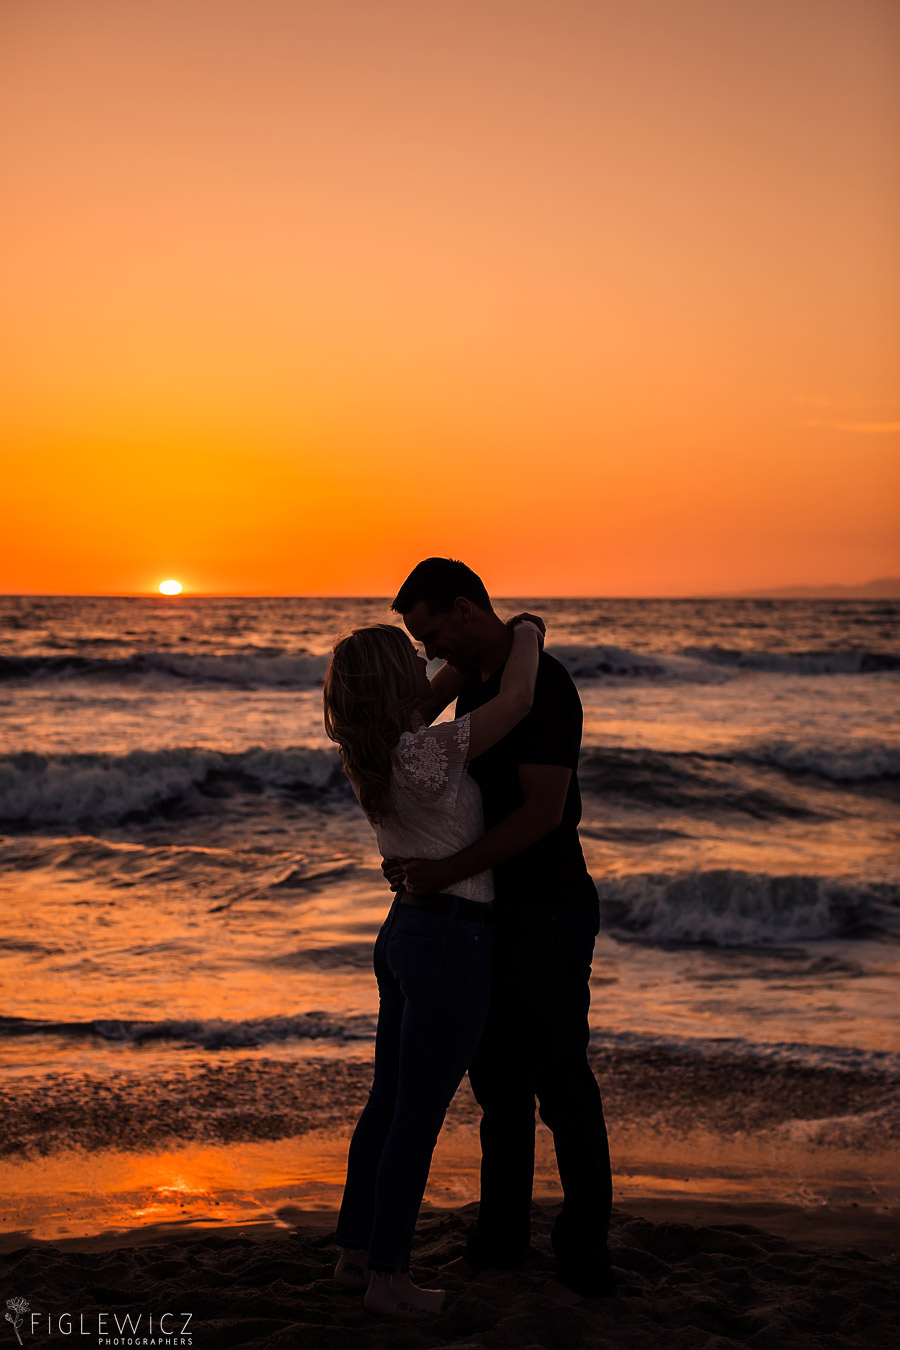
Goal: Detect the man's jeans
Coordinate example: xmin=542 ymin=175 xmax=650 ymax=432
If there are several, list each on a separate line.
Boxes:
xmin=464 ymin=900 xmax=614 ymax=1297
xmin=335 ymin=893 xmax=492 ymax=1273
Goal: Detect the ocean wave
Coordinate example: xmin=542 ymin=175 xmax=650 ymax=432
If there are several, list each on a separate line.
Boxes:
xmin=579 ymin=748 xmax=824 ymax=818
xmin=0 ymin=650 xmax=331 ymax=688
xmin=0 ymin=746 xmax=345 ymax=827
xmin=681 ymin=645 xmax=900 ymax=674
xmin=543 ymin=642 xmax=897 ymax=680
xmin=5 ymin=738 xmax=894 ymax=831
xmin=547 ymin=644 xmax=682 ymax=680
xmin=0 ymin=1010 xmax=376 ymax=1049
xmin=737 ymin=740 xmax=900 ymax=782
xmin=4 ymin=1012 xmax=898 ymax=1086
xmin=597 ymin=869 xmax=899 ymax=947
xmin=3 ymin=641 xmax=898 ymax=688
xmin=579 ymin=743 xmax=900 ymax=811
xmin=1 ymin=644 xmax=692 ymax=687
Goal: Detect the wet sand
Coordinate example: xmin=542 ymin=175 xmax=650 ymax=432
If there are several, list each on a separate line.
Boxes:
xmin=3 ymin=1199 xmax=897 ymax=1349
xmin=3 ymin=1039 xmax=897 ymax=1249
xmin=3 ymin=1041 xmax=898 ymax=1344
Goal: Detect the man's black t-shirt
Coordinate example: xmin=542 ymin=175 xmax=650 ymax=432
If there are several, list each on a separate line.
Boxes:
xmin=456 ymin=650 xmax=596 ymax=911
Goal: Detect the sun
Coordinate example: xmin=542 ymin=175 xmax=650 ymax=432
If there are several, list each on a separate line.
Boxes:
xmin=158 ymin=579 xmax=183 ymax=595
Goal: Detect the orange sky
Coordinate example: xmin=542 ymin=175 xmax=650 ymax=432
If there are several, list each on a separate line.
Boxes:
xmin=2 ymin=0 xmax=898 ymax=596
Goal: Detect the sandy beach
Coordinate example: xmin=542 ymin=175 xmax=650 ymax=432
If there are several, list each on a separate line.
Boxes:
xmin=4 ymin=1198 xmax=898 ymax=1349
xmin=3 ymin=595 xmax=899 ymax=1345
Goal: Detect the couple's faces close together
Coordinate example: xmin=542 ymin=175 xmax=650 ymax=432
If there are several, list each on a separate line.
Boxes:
xmin=403 ymin=599 xmax=479 ymax=677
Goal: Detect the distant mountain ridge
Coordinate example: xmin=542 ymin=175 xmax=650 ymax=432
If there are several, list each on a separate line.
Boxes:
xmin=719 ymin=577 xmax=900 ymax=600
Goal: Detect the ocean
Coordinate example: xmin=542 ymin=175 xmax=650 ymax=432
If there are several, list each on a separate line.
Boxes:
xmin=1 ymin=595 xmax=898 ymax=1241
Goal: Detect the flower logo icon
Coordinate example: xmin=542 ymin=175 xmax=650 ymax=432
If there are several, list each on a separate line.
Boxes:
xmin=5 ymin=1298 xmax=28 ymax=1346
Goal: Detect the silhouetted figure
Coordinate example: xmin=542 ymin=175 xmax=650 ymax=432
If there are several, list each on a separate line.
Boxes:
xmin=391 ymin=557 xmax=615 ymax=1302
xmin=324 ymin=617 xmax=541 ymax=1318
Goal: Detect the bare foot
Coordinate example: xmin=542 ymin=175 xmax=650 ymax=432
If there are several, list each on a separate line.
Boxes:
xmin=334 ymin=1248 xmax=371 ymax=1290
xmin=543 ymin=1278 xmax=586 ymax=1306
xmin=364 ymin=1271 xmax=446 ymax=1319
xmin=438 ymin=1254 xmax=477 ymax=1277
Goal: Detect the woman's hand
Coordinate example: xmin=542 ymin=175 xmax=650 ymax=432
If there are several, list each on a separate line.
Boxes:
xmin=507 ymin=612 xmax=546 ymax=647
xmin=400 ymin=857 xmax=455 ymax=896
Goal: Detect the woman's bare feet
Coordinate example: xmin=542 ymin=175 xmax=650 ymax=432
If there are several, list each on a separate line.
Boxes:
xmin=364 ymin=1271 xmax=446 ymax=1319
xmin=333 ymin=1247 xmax=371 ymax=1290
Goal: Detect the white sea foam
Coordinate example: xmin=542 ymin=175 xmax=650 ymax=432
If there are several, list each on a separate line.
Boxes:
xmin=548 ymin=644 xmax=720 ymax=682
xmin=0 ymin=1011 xmax=377 ymax=1048
xmin=0 ymin=746 xmax=343 ymax=825
xmin=777 ymin=1104 xmax=900 ymax=1148
xmin=0 ymin=650 xmax=331 ymax=687
xmin=4 ymin=642 xmax=898 ymax=687
xmin=5 ymin=1013 xmax=898 ymax=1082
xmin=597 ymin=869 xmax=897 ymax=947
xmin=547 ymin=643 xmax=898 ymax=681
xmin=741 ymin=740 xmax=900 ymax=781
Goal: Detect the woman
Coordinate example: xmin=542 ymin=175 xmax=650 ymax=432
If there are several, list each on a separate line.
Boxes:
xmin=322 ymin=619 xmax=541 ymax=1318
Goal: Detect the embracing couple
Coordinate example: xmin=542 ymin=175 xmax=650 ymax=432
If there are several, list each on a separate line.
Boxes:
xmin=322 ymin=557 xmax=614 ymax=1319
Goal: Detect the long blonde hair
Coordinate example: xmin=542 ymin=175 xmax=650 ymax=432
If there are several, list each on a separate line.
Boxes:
xmin=323 ymin=624 xmax=422 ymax=823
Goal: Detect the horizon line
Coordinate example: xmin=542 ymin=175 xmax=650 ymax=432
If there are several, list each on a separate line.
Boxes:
xmin=3 ymin=582 xmax=898 ymax=601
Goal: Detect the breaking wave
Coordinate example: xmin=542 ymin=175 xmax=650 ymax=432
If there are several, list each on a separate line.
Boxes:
xmin=597 ymin=869 xmax=899 ymax=947
xmin=0 ymin=1010 xmax=377 ymax=1049
xmin=578 ymin=748 xmax=823 ymax=818
xmin=0 ymin=746 xmax=345 ymax=827
xmin=549 ymin=644 xmax=899 ymax=681
xmin=579 ymin=742 xmax=899 ymax=816
xmin=738 ymin=740 xmax=900 ymax=782
xmin=680 ymin=646 xmax=900 ymax=675
xmin=6 ymin=736 xmax=896 ymax=830
xmin=0 ymin=650 xmax=330 ymax=688
xmin=2 ymin=643 xmax=898 ymax=688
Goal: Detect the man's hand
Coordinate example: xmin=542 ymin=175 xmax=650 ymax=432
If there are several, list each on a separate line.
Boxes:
xmin=401 ymin=857 xmax=455 ymax=896
xmin=381 ymin=856 xmax=405 ymax=892
xmin=507 ymin=612 xmax=546 ymax=646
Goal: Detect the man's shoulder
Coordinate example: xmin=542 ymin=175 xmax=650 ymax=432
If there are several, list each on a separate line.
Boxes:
xmin=536 ymin=651 xmax=580 ymax=698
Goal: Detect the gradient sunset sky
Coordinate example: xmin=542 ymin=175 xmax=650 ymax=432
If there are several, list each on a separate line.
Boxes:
xmin=2 ymin=0 xmax=898 ymax=596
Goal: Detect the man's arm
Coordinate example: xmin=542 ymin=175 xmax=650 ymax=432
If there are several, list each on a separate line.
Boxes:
xmin=398 ymin=763 xmax=571 ymax=894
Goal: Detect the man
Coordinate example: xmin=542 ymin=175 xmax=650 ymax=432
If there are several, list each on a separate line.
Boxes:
xmin=385 ymin=557 xmax=615 ymax=1302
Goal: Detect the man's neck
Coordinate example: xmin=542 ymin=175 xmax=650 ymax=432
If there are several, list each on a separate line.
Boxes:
xmin=476 ymin=613 xmax=514 ymax=681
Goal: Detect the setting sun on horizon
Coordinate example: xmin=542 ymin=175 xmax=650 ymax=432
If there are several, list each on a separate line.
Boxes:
xmin=2 ymin=0 xmax=898 ymax=597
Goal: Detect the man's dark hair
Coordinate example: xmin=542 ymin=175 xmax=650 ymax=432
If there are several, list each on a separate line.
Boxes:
xmin=392 ymin=557 xmax=492 ymax=616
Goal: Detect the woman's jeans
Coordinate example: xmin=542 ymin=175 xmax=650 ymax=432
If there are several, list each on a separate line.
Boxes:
xmin=334 ymin=893 xmax=493 ymax=1273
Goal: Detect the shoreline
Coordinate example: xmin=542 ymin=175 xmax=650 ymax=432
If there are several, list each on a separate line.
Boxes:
xmin=4 ymin=1116 xmax=897 ymax=1249
xmin=3 ymin=1037 xmax=897 ymax=1253
xmin=4 ymin=1196 xmax=897 ymax=1259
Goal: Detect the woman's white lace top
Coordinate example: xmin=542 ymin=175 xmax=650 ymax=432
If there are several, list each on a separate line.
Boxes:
xmin=369 ymin=712 xmax=493 ymax=904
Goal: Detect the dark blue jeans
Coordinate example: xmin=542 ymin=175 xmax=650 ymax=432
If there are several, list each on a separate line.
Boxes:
xmin=335 ymin=893 xmax=492 ymax=1273
xmin=464 ymin=900 xmax=614 ymax=1296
